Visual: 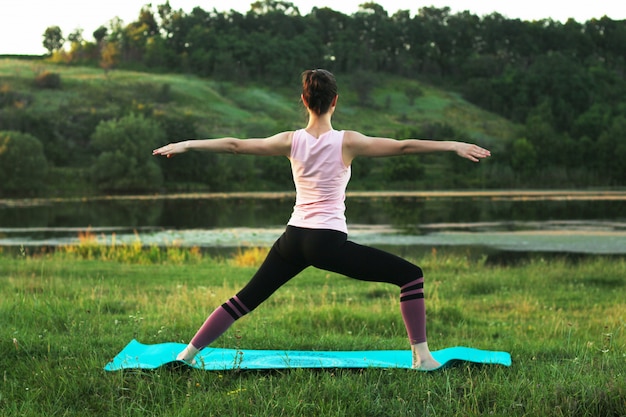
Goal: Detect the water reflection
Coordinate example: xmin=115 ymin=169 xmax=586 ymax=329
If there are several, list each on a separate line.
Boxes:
xmin=1 ymin=192 xmax=625 ymax=255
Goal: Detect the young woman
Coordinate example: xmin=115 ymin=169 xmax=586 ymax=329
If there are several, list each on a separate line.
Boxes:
xmin=153 ymin=69 xmax=491 ymax=370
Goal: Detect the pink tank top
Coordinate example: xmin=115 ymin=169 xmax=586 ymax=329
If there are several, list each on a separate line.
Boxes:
xmin=287 ymin=129 xmax=351 ymax=233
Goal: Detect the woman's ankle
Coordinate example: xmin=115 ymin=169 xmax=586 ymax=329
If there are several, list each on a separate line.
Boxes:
xmin=176 ymin=343 xmax=200 ymax=362
xmin=411 ymin=342 xmax=441 ymax=370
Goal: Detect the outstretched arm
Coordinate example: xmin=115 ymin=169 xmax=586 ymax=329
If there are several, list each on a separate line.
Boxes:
xmin=152 ymin=131 xmax=293 ymax=158
xmin=342 ymin=131 xmax=491 ymax=165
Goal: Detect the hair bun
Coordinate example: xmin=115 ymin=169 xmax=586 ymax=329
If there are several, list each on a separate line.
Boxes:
xmin=301 ymin=69 xmax=337 ymax=116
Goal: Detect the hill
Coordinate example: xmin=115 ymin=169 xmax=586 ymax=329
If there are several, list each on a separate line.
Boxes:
xmin=0 ymin=58 xmax=516 ymax=196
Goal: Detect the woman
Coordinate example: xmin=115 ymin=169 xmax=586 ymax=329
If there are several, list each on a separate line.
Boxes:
xmin=153 ymin=69 xmax=491 ymax=370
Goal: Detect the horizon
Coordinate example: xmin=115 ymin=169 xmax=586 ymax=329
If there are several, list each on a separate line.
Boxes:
xmin=1 ymin=0 xmax=625 ymax=56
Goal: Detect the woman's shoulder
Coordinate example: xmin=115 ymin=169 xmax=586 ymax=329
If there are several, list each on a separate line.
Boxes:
xmin=342 ymin=130 xmax=366 ymax=144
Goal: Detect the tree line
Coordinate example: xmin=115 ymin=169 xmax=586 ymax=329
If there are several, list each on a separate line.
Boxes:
xmin=1 ymin=1 xmax=625 ymax=196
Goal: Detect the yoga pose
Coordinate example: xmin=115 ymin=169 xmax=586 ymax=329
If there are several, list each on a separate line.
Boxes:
xmin=153 ymin=69 xmax=491 ymax=370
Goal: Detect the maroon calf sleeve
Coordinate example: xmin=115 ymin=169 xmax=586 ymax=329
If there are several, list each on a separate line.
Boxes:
xmin=400 ymin=277 xmax=427 ymax=344
xmin=190 ymin=296 xmax=249 ymax=349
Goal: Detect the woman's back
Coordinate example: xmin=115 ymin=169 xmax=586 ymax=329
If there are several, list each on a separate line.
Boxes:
xmin=287 ymin=129 xmax=351 ymax=233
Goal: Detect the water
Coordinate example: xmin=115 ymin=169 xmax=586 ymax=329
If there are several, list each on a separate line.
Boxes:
xmin=1 ymin=191 xmax=625 ymax=256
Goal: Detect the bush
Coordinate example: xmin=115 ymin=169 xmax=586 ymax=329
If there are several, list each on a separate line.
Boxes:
xmin=90 ymin=113 xmax=165 ymax=192
xmin=34 ymin=71 xmax=62 ymax=89
xmin=0 ymin=131 xmax=49 ymax=196
xmin=382 ymin=155 xmax=424 ymax=182
xmin=0 ymin=85 xmax=32 ymax=109
xmin=510 ymin=137 xmax=537 ymax=179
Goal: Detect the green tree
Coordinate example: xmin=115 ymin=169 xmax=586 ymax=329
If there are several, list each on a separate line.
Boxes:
xmin=66 ymin=28 xmax=88 ymax=62
xmin=90 ymin=114 xmax=164 ymax=192
xmin=99 ymin=41 xmax=119 ymax=73
xmin=510 ymin=137 xmax=537 ymax=181
xmin=0 ymin=131 xmax=48 ymax=196
xmin=597 ymin=115 xmax=626 ymax=184
xmin=350 ymin=70 xmax=379 ymax=107
xmin=414 ymin=6 xmax=453 ymax=76
xmin=352 ymin=3 xmax=396 ymax=72
xmin=120 ymin=5 xmax=161 ymax=62
xmin=404 ymin=84 xmax=423 ymax=105
xmin=308 ymin=7 xmax=355 ymax=72
xmin=67 ymin=28 xmax=84 ymax=45
xmin=42 ymin=26 xmax=64 ymax=54
xmin=93 ymin=26 xmax=108 ymax=44
xmin=382 ymin=154 xmax=425 ymax=182
xmin=249 ymin=0 xmax=300 ymax=16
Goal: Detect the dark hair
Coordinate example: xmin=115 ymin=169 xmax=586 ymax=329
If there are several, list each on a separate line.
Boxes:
xmin=301 ymin=69 xmax=338 ymax=115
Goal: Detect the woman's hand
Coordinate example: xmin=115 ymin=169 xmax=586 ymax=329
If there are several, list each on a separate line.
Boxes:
xmin=152 ymin=141 xmax=188 ymax=158
xmin=453 ymin=142 xmax=491 ymax=162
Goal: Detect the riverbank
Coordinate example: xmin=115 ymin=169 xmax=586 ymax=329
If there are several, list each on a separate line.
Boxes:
xmin=3 ymin=189 xmax=626 ymax=208
xmin=2 ymin=190 xmax=625 ymax=257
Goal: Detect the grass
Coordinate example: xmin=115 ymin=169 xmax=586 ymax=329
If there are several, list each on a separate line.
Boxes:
xmin=1 ymin=58 xmax=518 ymax=195
xmin=0 ymin=243 xmax=624 ymax=416
xmin=0 ymin=58 xmax=517 ymax=143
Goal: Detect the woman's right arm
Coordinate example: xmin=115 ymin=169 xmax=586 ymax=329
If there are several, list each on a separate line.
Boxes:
xmin=153 ymin=131 xmax=293 ymax=158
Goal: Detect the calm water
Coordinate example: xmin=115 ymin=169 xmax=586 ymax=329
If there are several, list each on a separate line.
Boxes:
xmin=1 ymin=191 xmax=625 ymax=257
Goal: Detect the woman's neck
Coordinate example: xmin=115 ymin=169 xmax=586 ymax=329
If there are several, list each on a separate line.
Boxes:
xmin=305 ymin=112 xmax=333 ymax=138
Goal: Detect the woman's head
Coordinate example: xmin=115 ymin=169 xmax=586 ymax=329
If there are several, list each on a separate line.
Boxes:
xmin=301 ymin=69 xmax=338 ymax=115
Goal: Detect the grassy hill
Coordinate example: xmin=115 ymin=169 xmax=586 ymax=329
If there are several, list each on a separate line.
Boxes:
xmin=0 ymin=58 xmax=517 ymax=139
xmin=0 ymin=58 xmax=518 ymax=194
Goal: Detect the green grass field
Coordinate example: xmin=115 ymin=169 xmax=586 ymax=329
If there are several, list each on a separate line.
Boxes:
xmin=0 ymin=244 xmax=624 ymax=416
xmin=0 ymin=58 xmax=517 ymax=143
xmin=1 ymin=58 xmax=520 ymax=195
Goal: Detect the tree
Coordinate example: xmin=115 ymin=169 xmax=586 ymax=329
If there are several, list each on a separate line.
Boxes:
xmin=352 ymin=3 xmax=396 ymax=72
xmin=0 ymin=131 xmax=48 ymax=196
xmin=119 ymin=5 xmax=161 ymax=62
xmin=510 ymin=137 xmax=537 ymax=181
xmin=66 ymin=28 xmax=87 ymax=61
xmin=67 ymin=28 xmax=84 ymax=44
xmin=404 ymin=84 xmax=423 ymax=106
xmin=43 ymin=26 xmax=64 ymax=54
xmin=597 ymin=116 xmax=626 ymax=183
xmin=93 ymin=26 xmax=108 ymax=44
xmin=413 ymin=6 xmax=453 ymax=76
xmin=382 ymin=154 xmax=424 ymax=182
xmin=90 ymin=113 xmax=164 ymax=192
xmin=350 ymin=70 xmax=379 ymax=107
xmin=100 ymin=41 xmax=119 ymax=73
xmin=249 ymin=0 xmax=300 ymax=16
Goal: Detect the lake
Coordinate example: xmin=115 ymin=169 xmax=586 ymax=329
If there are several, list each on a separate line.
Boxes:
xmin=1 ymin=190 xmax=625 ymax=260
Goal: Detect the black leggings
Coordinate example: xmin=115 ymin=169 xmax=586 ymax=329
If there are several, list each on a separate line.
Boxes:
xmin=237 ymin=226 xmax=423 ymax=311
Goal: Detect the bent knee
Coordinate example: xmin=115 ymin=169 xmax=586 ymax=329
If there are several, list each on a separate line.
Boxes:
xmin=398 ymin=266 xmax=424 ymax=287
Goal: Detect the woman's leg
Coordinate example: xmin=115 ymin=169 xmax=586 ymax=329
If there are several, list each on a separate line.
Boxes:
xmin=177 ymin=295 xmax=249 ymax=362
xmin=300 ymin=229 xmax=440 ymax=369
xmin=177 ymin=233 xmax=306 ymax=361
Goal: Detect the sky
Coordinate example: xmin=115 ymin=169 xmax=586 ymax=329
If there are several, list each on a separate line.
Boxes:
xmin=1 ymin=0 xmax=625 ymax=55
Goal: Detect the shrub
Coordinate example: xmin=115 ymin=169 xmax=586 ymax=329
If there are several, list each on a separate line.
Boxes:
xmin=382 ymin=155 xmax=425 ymax=182
xmin=90 ymin=113 xmax=165 ymax=192
xmin=34 ymin=71 xmax=62 ymax=89
xmin=60 ymin=229 xmax=203 ymax=264
xmin=510 ymin=137 xmax=537 ymax=179
xmin=231 ymin=247 xmax=270 ymax=267
xmin=0 ymin=85 xmax=33 ymax=109
xmin=0 ymin=130 xmax=49 ymax=196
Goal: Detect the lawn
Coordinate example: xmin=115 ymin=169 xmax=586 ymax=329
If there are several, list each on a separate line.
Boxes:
xmin=0 ymin=245 xmax=624 ymax=416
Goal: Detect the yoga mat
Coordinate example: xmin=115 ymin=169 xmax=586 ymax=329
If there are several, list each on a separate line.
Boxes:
xmin=104 ymin=340 xmax=511 ymax=371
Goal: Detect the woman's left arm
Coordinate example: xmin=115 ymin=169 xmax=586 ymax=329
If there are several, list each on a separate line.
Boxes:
xmin=343 ymin=131 xmax=491 ymax=163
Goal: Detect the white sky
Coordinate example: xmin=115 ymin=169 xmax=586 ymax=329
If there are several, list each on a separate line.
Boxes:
xmin=1 ymin=0 xmax=625 ymax=55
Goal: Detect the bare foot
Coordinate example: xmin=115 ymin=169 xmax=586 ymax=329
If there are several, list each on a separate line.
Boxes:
xmin=411 ymin=342 xmax=441 ymax=371
xmin=176 ymin=344 xmax=199 ymax=365
xmin=412 ymin=356 xmax=441 ymax=371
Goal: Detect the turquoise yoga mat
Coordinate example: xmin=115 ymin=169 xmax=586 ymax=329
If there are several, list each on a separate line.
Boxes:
xmin=104 ymin=340 xmax=511 ymax=371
